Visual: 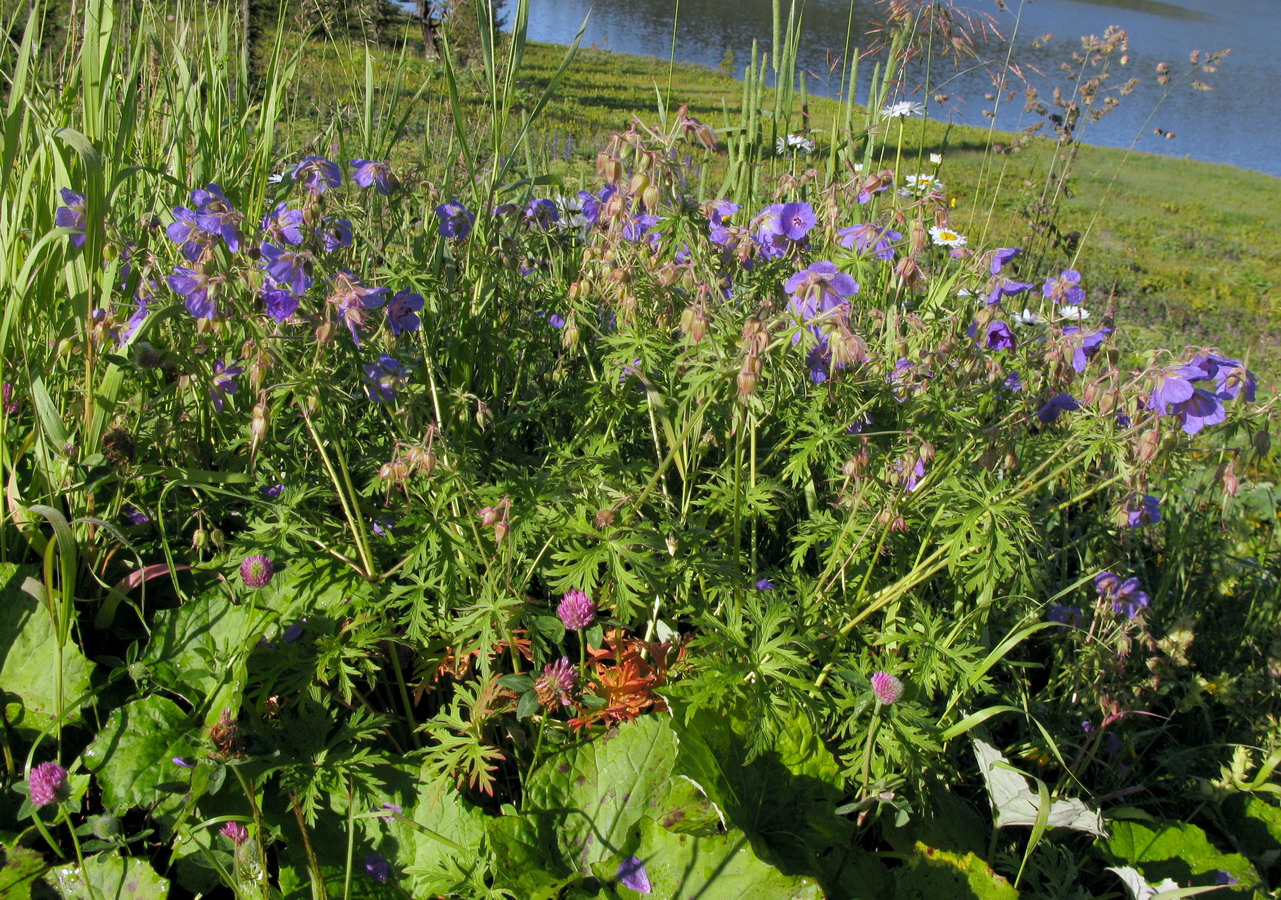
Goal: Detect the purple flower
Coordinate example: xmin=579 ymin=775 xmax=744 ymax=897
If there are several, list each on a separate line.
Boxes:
xmin=173 ymin=757 xmax=196 ymax=768
xmin=121 ymin=504 xmax=149 ymax=525
xmin=1072 ymin=328 xmax=1112 ymax=373
xmin=1095 ymin=571 xmax=1149 ymax=618
xmin=363 ymin=854 xmax=390 ymax=884
xmin=168 ymin=267 xmax=223 ymax=320
xmin=350 ymin=159 xmax=394 ymax=195
xmin=1147 ymin=364 xmax=1227 ymax=434
xmin=240 ymin=554 xmax=274 ymax=588
xmin=1003 ymin=371 xmax=1024 ymax=392
xmin=1043 ymin=269 xmax=1085 ymax=305
xmin=292 ymin=156 xmax=341 ymax=194
xmin=379 ymin=802 xmax=403 ymax=822
xmin=983 ymin=320 xmax=1016 ymax=352
xmin=1036 ymin=392 xmax=1079 ymax=424
xmin=263 ymin=285 xmax=300 ymax=322
xmin=617 ymin=856 xmax=651 ymax=893
xmin=1047 ymin=604 xmax=1081 ymax=631
xmin=166 ymin=206 xmax=212 ymax=262
xmin=220 ymin=822 xmax=249 ymax=845
xmin=329 ymin=270 xmax=388 ymax=345
xmin=282 ymin=620 xmax=306 ymax=642
xmin=262 ymin=203 xmax=305 ymax=246
xmin=622 ymin=213 xmax=660 ymax=243
xmin=897 ymin=455 xmax=926 ymax=492
xmin=538 ymin=311 xmax=566 ymax=329
xmin=1186 ymin=354 xmax=1256 ymax=402
xmin=754 ymin=201 xmax=816 ymax=257
xmin=755 ymin=577 xmax=774 ymax=590
xmin=985 ymin=277 xmax=1035 ymax=307
xmin=557 ymin=589 xmax=596 ymax=631
xmin=190 ymin=184 xmax=243 ymax=251
xmin=260 ymin=243 xmax=314 ymax=296
xmin=363 ymin=354 xmax=407 ymax=403
xmin=837 ymin=223 xmax=902 ymax=261
xmin=534 ymin=657 xmax=577 ymax=708
xmin=119 ymin=291 xmax=151 ymax=345
xmin=319 ymin=218 xmax=353 ymax=253
xmin=1214 ymin=871 xmax=1240 ymax=886
xmin=55 ymin=189 xmax=87 ymax=247
xmin=28 ymin=762 xmax=68 ymax=807
xmin=387 ymin=289 xmax=424 ymax=336
xmin=870 ymin=672 xmax=904 ymax=705
xmin=1126 ymin=493 xmax=1161 ymax=528
xmin=708 ymin=199 xmax=740 ymax=246
xmin=990 ymin=247 xmax=1022 ymax=275
xmin=435 ymin=202 xmax=475 ymax=240
xmin=785 ymin=262 xmax=858 ymax=338
xmin=524 ymin=198 xmax=559 ymax=230
xmin=209 ymin=360 xmax=242 ymax=413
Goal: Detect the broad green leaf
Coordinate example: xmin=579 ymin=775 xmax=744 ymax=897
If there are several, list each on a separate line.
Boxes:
xmin=81 ymin=696 xmax=197 ymax=814
xmin=0 ymin=846 xmax=47 ymax=899
xmin=486 ymin=815 xmax=576 ymax=900
xmin=973 ymin=738 xmax=1106 ymax=836
xmin=885 ymin=788 xmax=989 ymax=859
xmin=47 ymin=853 xmax=169 ymax=900
xmin=1220 ymin=794 xmax=1281 ymax=867
xmin=592 ymin=815 xmax=824 ymax=899
xmin=0 ymin=563 xmax=94 ymax=731
xmin=1097 ymin=820 xmax=1261 ymax=893
xmin=142 ymin=590 xmax=250 ymax=721
xmin=892 ymin=842 xmax=1019 ymax=900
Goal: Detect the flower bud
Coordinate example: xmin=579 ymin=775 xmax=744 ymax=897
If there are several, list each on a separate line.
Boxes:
xmin=595 ymin=508 xmax=615 ymax=530
xmin=1135 ymin=428 xmax=1160 ymax=464
xmin=1221 ymin=459 xmax=1239 ymax=497
xmin=737 ymin=368 xmax=757 ymax=399
xmin=315 ymin=321 xmax=337 ymax=343
xmin=478 ymin=506 xmax=500 ymax=527
xmin=493 ymin=521 xmax=509 ymax=545
xmin=642 ymin=183 xmax=660 ymax=211
xmin=192 ymin=528 xmax=210 ymax=549
xmin=918 ymin=441 xmax=935 ymax=464
xmin=562 ymin=319 xmax=580 ymax=349
xmin=890 ymin=515 xmax=908 ymax=533
xmin=629 ymin=172 xmax=650 ymax=195
xmin=1253 ymin=430 xmax=1271 ymax=459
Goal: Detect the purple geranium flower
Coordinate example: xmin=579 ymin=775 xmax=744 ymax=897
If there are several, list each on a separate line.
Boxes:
xmin=838 ymin=223 xmax=902 ymax=261
xmin=990 ymin=247 xmax=1022 ymax=275
xmin=755 ymin=577 xmax=774 ymax=590
xmin=1072 ymin=328 xmax=1113 ymax=373
xmin=329 ymin=270 xmax=388 ymax=345
xmin=350 ymin=159 xmax=394 ymax=195
xmin=986 ymin=277 xmax=1035 ymax=307
xmin=166 ymin=206 xmax=213 ymax=262
xmin=1047 ymin=604 xmax=1081 ymax=631
xmin=524 ymin=198 xmax=559 ymax=230
xmin=708 ymin=199 xmax=740 ymax=246
xmin=387 ymin=289 xmax=424 ymax=335
xmin=1146 ymin=362 xmax=1228 ymax=434
xmin=1043 ymin=269 xmax=1085 ymax=305
xmin=121 ymin=504 xmax=149 ymax=525
xmin=1037 ymin=392 xmax=1079 ymax=424
xmin=363 ymin=354 xmax=407 ymax=403
xmin=435 ymin=201 xmax=475 ymax=240
xmin=168 ymin=266 xmax=223 ymax=320
xmin=1095 ymin=571 xmax=1150 ymax=618
xmin=260 ymin=243 xmax=314 ymax=296
xmin=1126 ymin=493 xmax=1161 ymax=528
xmin=622 ymin=213 xmax=660 ymax=243
xmin=983 ymin=320 xmax=1016 ymax=351
xmin=55 ymin=188 xmax=88 ymax=247
xmin=262 ymin=202 xmax=305 ymax=246
xmin=318 ymin=218 xmax=352 ymax=253
xmin=617 ymin=856 xmax=651 ymax=893
xmin=292 ymin=156 xmax=341 ymax=194
xmin=189 ymin=184 xmax=243 ymax=251
xmin=263 ymin=284 xmax=300 ymax=322
xmin=209 ymin=359 xmax=242 ymax=413
xmin=363 ymin=855 xmax=390 ymax=884
xmin=754 ymin=201 xmax=816 ymax=258
xmin=785 ymin=261 xmax=858 ymax=336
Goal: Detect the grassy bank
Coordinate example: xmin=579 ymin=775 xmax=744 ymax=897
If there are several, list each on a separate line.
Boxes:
xmin=288 ymin=30 xmax=1280 ymax=363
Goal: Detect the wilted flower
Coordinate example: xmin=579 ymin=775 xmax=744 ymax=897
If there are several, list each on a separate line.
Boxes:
xmin=435 ymin=202 xmax=475 ymax=240
xmin=1037 ymin=392 xmax=1079 ymax=424
xmin=534 ymin=657 xmax=577 ymax=708
xmin=617 ymin=856 xmax=651 ymax=893
xmin=871 ymin=671 xmax=904 ymax=705
xmin=557 ymin=589 xmax=596 ymax=630
xmin=387 ymin=289 xmax=424 ymax=336
xmin=292 ymin=156 xmax=341 ymax=193
xmin=240 ymin=554 xmax=274 ymax=588
xmin=55 ymin=188 xmax=88 ymax=247
xmin=28 ymin=762 xmax=68 ymax=807
xmin=209 ymin=360 xmax=242 ymax=413
xmin=350 ymin=159 xmax=394 ymax=195
xmin=329 ymin=270 xmax=388 ymax=345
xmin=220 ymin=822 xmax=249 ymax=845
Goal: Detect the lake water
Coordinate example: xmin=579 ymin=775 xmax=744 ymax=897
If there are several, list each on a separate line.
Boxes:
xmin=508 ymin=0 xmax=1281 ymax=177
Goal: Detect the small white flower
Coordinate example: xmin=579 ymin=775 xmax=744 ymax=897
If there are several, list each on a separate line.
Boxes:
xmin=929 ymin=153 xmax=943 ymax=165
xmin=928 ymin=225 xmax=967 ymax=247
xmin=267 ymin=173 xmax=286 ymax=185
xmin=1012 ymin=307 xmax=1046 ymax=326
xmin=851 ymin=162 xmax=865 ymax=173
xmin=1059 ymin=305 xmax=1091 ymax=320
xmin=776 ymin=133 xmax=815 ymax=156
xmin=881 ymin=100 xmax=925 ymax=119
xmin=905 ymin=173 xmax=944 ymax=194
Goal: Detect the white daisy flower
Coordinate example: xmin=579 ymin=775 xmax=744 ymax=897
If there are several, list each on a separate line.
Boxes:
xmin=1012 ymin=307 xmax=1046 ymax=326
xmin=928 ymin=224 xmax=967 ymax=247
xmin=776 ymin=133 xmax=816 ymax=156
xmin=881 ymin=100 xmax=926 ymax=119
xmin=929 ymin=153 xmax=943 ymax=164
xmin=267 ymin=173 xmax=286 ymax=185
xmin=1058 ymin=305 xmax=1091 ymax=320
xmin=905 ymin=173 xmax=944 ymax=194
